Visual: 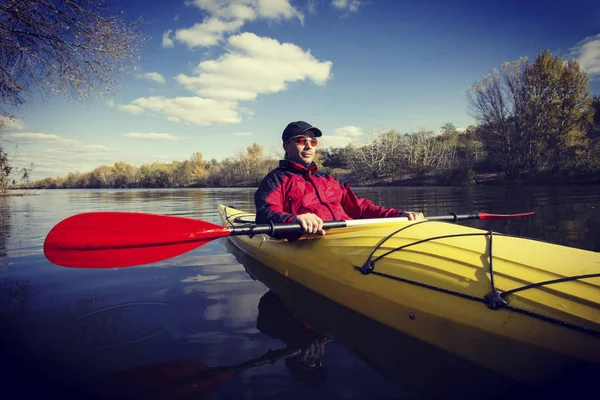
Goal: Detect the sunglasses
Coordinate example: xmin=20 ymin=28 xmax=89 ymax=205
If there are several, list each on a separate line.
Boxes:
xmin=290 ymin=136 xmax=318 ymax=147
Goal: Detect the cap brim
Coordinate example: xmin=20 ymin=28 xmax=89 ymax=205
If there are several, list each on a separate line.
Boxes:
xmin=301 ymin=127 xmax=322 ymax=137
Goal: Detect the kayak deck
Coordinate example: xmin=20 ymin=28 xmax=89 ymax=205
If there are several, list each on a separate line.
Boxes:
xmin=219 ymin=205 xmax=600 ymax=384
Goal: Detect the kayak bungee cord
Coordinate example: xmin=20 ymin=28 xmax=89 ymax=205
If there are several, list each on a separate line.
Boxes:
xmin=355 ymin=221 xmax=600 ymax=338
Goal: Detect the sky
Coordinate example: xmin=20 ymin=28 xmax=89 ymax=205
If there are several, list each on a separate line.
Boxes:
xmin=2 ymin=0 xmax=600 ymax=181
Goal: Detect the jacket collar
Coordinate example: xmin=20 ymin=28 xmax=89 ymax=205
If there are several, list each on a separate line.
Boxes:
xmin=280 ymin=159 xmax=319 ymax=174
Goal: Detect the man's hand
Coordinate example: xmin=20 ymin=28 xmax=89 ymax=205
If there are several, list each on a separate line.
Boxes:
xmin=399 ymin=211 xmax=425 ymax=221
xmin=296 ymin=213 xmax=326 ymax=236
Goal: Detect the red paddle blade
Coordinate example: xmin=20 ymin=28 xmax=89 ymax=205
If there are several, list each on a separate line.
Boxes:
xmin=43 ymin=212 xmax=231 ymax=268
xmin=478 ymin=211 xmax=535 ymax=220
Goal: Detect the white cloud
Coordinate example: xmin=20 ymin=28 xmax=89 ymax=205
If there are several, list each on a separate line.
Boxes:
xmin=3 ymin=132 xmax=76 ymax=144
xmin=81 ymin=144 xmax=114 ymax=152
xmin=571 ymin=34 xmax=600 ymax=77
xmin=124 ymin=132 xmax=183 ymax=140
xmin=0 ymin=116 xmax=25 ymax=131
xmin=3 ymin=133 xmax=119 ymax=153
xmin=171 ymin=0 xmax=303 ymax=48
xmin=332 ymin=0 xmax=360 ymax=13
xmin=188 ymin=0 xmax=302 ymax=22
xmin=3 ymin=133 xmax=119 ymax=176
xmin=162 ymin=29 xmax=175 ymax=48
xmin=141 ymin=72 xmax=167 ymax=84
xmin=122 ymin=33 xmax=332 ymax=126
xmin=256 ymin=0 xmax=302 ymax=21
xmin=129 ymin=96 xmax=241 ymax=125
xmin=320 ymin=125 xmax=364 ymax=148
xmin=117 ymin=104 xmax=145 ymax=115
xmin=335 ymin=125 xmax=364 ymax=137
xmin=177 ymin=32 xmax=332 ymax=101
xmin=174 ymin=18 xmax=245 ymax=48
xmin=233 ymin=131 xmax=253 ymax=136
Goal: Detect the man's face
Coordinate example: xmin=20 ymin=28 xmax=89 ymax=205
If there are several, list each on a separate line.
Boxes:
xmin=283 ymin=131 xmax=318 ymax=167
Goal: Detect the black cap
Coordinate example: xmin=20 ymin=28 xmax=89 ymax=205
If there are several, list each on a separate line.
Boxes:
xmin=281 ymin=121 xmax=323 ymax=141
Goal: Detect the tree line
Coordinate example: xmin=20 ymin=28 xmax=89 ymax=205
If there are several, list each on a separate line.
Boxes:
xmin=17 ymin=89 xmax=600 ymax=190
xmin=0 ymin=1 xmax=599 ymax=192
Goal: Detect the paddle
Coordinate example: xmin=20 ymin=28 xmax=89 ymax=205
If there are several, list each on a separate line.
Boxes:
xmin=43 ymin=211 xmax=535 ymax=269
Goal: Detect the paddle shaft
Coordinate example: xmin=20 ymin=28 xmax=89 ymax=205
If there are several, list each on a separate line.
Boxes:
xmin=229 ymin=212 xmax=485 ymax=237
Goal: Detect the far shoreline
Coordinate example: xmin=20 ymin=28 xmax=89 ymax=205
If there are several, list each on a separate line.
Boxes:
xmin=4 ymin=171 xmax=599 ymax=195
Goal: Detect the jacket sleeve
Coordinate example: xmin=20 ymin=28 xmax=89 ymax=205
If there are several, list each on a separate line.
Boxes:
xmin=254 ymin=171 xmax=302 ymax=241
xmin=340 ymin=183 xmax=403 ymax=219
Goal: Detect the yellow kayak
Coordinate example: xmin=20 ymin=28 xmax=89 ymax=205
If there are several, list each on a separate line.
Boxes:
xmin=218 ymin=205 xmax=600 ymax=384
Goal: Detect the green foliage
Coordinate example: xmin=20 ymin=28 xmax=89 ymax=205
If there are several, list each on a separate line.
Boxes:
xmin=468 ymin=49 xmax=595 ymax=178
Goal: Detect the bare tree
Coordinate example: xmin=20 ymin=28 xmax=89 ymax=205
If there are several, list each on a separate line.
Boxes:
xmin=467 ymin=51 xmax=593 ymax=177
xmin=0 ymin=0 xmax=146 ymax=115
xmin=467 ymin=59 xmax=527 ymax=176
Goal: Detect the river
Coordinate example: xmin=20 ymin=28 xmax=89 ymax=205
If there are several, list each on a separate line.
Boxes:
xmin=0 ymin=185 xmax=599 ymax=399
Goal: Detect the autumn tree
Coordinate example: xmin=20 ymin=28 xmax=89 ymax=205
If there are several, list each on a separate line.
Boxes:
xmin=111 ymin=161 xmax=137 ymax=188
xmin=468 ymin=50 xmax=594 ymax=177
xmin=0 ymin=146 xmax=11 ymax=193
xmin=190 ymin=152 xmax=208 ymax=186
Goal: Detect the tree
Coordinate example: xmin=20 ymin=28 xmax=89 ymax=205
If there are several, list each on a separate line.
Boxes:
xmin=190 ymin=152 xmax=208 ymax=186
xmin=347 ymin=130 xmax=405 ymax=182
xmin=403 ymin=129 xmax=437 ymax=174
xmin=0 ymin=0 xmax=146 ymax=115
xmin=520 ymin=51 xmax=593 ymax=173
xmin=0 ymin=146 xmax=12 ymax=193
xmin=111 ymin=161 xmax=137 ymax=188
xmin=20 ymin=162 xmax=33 ymax=183
xmin=467 ymin=57 xmax=528 ymax=176
xmin=468 ymin=50 xmax=594 ymax=177
xmin=591 ymin=96 xmax=600 ymax=138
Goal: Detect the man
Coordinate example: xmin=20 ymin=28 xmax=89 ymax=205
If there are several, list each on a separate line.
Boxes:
xmin=254 ymin=121 xmax=424 ymax=238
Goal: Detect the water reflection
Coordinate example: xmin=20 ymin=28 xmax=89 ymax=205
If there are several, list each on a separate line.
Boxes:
xmin=0 ymin=196 xmax=9 ymax=262
xmin=1 ymin=186 xmax=599 ymax=400
xmin=77 ymin=290 xmax=330 ymax=399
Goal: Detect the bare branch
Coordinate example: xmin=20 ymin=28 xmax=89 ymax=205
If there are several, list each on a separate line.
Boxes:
xmin=0 ymin=0 xmax=148 ymax=115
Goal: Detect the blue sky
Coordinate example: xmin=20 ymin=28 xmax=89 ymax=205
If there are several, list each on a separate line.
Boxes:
xmin=3 ymin=0 xmax=600 ymax=180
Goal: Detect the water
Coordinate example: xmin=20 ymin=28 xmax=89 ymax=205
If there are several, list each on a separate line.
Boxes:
xmin=0 ymin=186 xmax=599 ymax=399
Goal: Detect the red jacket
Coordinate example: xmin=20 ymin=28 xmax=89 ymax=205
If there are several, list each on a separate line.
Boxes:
xmin=254 ymin=160 xmax=403 ymax=228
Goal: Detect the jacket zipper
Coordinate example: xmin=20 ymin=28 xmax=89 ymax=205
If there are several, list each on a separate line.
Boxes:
xmin=306 ymin=173 xmax=336 ymax=220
